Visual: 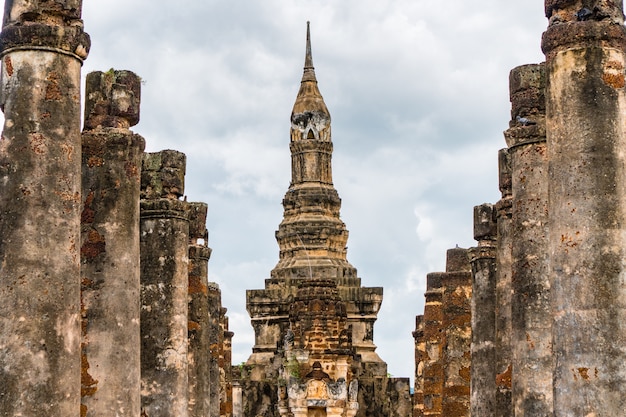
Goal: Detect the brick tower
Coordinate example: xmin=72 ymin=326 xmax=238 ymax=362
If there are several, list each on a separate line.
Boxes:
xmin=241 ymin=23 xmax=411 ymax=417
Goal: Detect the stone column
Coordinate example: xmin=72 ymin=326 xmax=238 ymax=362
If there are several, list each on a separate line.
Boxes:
xmin=543 ymin=2 xmax=626 ymax=414
xmin=468 ymin=204 xmax=497 ymax=417
xmin=140 ymin=150 xmax=190 ymax=417
xmin=494 ymin=149 xmax=512 ymax=417
xmin=441 ymin=248 xmax=472 ymax=417
xmin=187 ymin=202 xmax=212 ymax=417
xmin=413 ymin=315 xmax=425 ymax=417
xmin=208 ymin=282 xmax=224 ymax=417
xmin=505 ymin=63 xmax=552 ymax=416
xmin=0 ymin=2 xmax=89 ymax=415
xmin=80 ymin=70 xmax=144 ymax=417
xmin=422 ymin=272 xmax=444 ymax=417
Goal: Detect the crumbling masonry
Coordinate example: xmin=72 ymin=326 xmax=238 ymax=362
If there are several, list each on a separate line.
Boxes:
xmin=414 ymin=1 xmax=626 ymax=416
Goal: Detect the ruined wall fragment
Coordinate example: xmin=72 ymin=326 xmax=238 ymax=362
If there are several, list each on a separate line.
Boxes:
xmin=441 ymin=248 xmax=472 ymax=417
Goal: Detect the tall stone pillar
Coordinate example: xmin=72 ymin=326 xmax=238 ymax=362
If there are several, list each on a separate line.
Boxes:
xmin=140 ymin=150 xmax=190 ymax=417
xmin=207 ymin=282 xmax=224 ymax=417
xmin=543 ymin=2 xmax=626 ymax=414
xmin=468 ymin=204 xmax=497 ymax=417
xmin=187 ymin=202 xmax=212 ymax=417
xmin=505 ymin=63 xmax=552 ymax=416
xmin=413 ymin=315 xmax=425 ymax=417
xmin=0 ymin=2 xmax=89 ymax=415
xmin=80 ymin=70 xmax=144 ymax=417
xmin=221 ymin=311 xmax=235 ymax=417
xmin=494 ymin=149 xmax=512 ymax=417
xmin=441 ymin=248 xmax=472 ymax=417
xmin=422 ymin=272 xmax=444 ymax=417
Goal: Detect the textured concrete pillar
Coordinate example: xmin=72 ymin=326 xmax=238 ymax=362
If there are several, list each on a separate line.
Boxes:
xmin=468 ymin=204 xmax=497 ymax=417
xmin=494 ymin=148 xmax=512 ymax=417
xmin=80 ymin=70 xmax=144 ymax=417
xmin=543 ymin=2 xmax=626 ymax=414
xmin=505 ymin=62 xmax=552 ymax=416
xmin=422 ymin=272 xmax=444 ymax=417
xmin=413 ymin=315 xmax=425 ymax=417
xmin=187 ymin=202 xmax=212 ymax=417
xmin=0 ymin=2 xmax=89 ymax=415
xmin=140 ymin=150 xmax=190 ymax=417
xmin=441 ymin=248 xmax=472 ymax=417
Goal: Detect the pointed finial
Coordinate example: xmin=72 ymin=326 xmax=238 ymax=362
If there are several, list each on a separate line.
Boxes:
xmin=302 ymin=21 xmax=316 ymax=82
xmin=305 ymin=21 xmax=313 ymax=69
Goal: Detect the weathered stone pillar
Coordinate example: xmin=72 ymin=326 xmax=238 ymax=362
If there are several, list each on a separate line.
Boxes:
xmin=413 ymin=315 xmax=425 ymax=417
xmin=494 ymin=149 xmax=512 ymax=417
xmin=140 ymin=150 xmax=190 ymax=417
xmin=207 ymin=282 xmax=224 ymax=417
xmin=441 ymin=248 xmax=472 ymax=417
xmin=80 ymin=70 xmax=144 ymax=417
xmin=221 ymin=312 xmax=235 ymax=417
xmin=187 ymin=202 xmax=212 ymax=417
xmin=543 ymin=2 xmax=626 ymax=414
xmin=422 ymin=272 xmax=444 ymax=417
xmin=506 ymin=62 xmax=552 ymax=416
xmin=468 ymin=204 xmax=497 ymax=417
xmin=0 ymin=2 xmax=89 ymax=415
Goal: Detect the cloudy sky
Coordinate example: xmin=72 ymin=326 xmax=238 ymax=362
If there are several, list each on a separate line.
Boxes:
xmin=67 ymin=0 xmax=548 ymax=380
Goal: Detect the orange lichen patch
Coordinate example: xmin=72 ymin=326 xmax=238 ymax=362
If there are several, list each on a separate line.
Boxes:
xmin=125 ymin=161 xmax=139 ymax=179
xmin=29 ymin=133 xmax=46 ymax=154
xmin=578 ymin=367 xmax=590 ymax=380
xmin=188 ymin=275 xmax=208 ymax=295
xmin=602 ymin=60 xmax=625 ymax=89
xmin=81 ymin=352 xmax=98 ymax=397
xmin=188 ymin=320 xmax=201 ymax=332
xmin=496 ymin=365 xmax=512 ymax=389
xmin=45 ymin=71 xmax=62 ymax=101
xmin=81 ymin=191 xmax=95 ymax=223
xmin=87 ymin=156 xmax=104 ymax=167
xmin=602 ymin=72 xmax=625 ymax=89
xmin=81 ymin=228 xmax=106 ymax=260
xmin=458 ymin=366 xmax=471 ymax=381
xmin=5 ymin=56 xmax=13 ymax=76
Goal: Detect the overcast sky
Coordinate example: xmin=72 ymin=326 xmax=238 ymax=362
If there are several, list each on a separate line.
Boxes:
xmin=24 ymin=1 xmax=549 ymax=380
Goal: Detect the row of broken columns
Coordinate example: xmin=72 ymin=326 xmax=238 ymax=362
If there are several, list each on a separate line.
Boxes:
xmin=0 ymin=3 xmax=230 ymax=416
xmin=416 ymin=1 xmax=626 ymax=416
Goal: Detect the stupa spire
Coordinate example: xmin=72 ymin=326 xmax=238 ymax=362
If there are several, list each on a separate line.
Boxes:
xmin=303 ymin=21 xmax=315 ymax=81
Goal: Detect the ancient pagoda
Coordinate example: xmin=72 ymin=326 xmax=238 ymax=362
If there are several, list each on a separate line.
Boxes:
xmin=239 ymin=23 xmax=411 ymax=417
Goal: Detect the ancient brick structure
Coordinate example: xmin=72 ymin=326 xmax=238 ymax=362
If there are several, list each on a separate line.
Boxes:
xmin=240 ymin=23 xmax=411 ymax=417
xmin=414 ymin=249 xmax=472 ymax=417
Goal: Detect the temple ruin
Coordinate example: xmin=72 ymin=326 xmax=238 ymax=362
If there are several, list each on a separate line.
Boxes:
xmin=2 ymin=0 xmax=626 ymax=416
xmin=413 ymin=1 xmax=626 ymax=417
